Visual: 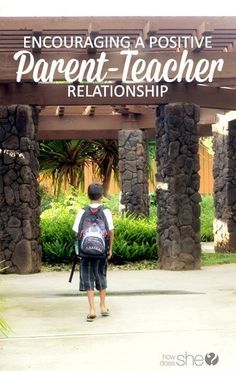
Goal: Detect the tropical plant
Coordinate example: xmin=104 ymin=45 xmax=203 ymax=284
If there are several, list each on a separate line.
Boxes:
xmin=89 ymin=139 xmax=119 ymax=197
xmin=200 ymin=137 xmax=214 ymax=155
xmin=39 ymin=137 xmax=158 ymax=197
xmin=39 ymin=140 xmax=92 ymax=196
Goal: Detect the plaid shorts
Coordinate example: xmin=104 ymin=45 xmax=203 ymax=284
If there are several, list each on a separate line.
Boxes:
xmin=79 ymin=258 xmax=108 ymax=291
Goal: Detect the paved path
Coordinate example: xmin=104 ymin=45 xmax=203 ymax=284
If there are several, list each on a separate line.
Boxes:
xmin=1 ymin=262 xmax=236 ymax=371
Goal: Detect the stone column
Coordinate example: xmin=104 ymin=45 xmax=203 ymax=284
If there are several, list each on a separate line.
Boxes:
xmin=213 ymin=118 xmax=236 ymax=252
xmin=156 ymin=103 xmax=201 ymax=270
xmin=0 ymin=105 xmax=41 ymax=274
xmin=118 ymin=129 xmax=149 ymax=216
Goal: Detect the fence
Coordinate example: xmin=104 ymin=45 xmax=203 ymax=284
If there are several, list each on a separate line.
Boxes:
xmin=40 ymin=144 xmax=214 ymax=195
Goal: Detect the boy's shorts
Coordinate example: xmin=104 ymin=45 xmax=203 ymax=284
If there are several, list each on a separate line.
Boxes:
xmin=79 ymin=258 xmax=107 ymax=291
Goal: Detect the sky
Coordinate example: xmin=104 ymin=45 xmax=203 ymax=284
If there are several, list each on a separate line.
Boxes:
xmin=0 ymin=0 xmax=236 ymax=16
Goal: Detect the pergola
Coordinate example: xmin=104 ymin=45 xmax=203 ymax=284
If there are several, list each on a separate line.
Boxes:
xmin=1 ymin=16 xmax=236 ymax=273
xmin=1 ymin=16 xmax=236 ymax=138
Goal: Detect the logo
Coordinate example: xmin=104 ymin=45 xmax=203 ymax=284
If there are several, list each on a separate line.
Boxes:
xmin=160 ymin=351 xmax=219 ymax=367
xmin=205 ymin=353 xmax=219 ymax=366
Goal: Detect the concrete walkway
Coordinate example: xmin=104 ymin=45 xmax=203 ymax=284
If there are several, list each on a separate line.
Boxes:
xmin=1 ymin=262 xmax=236 ymax=371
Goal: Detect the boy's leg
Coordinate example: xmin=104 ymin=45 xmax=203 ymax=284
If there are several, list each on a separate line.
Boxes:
xmin=94 ymin=259 xmax=109 ymax=313
xmin=87 ymin=290 xmax=96 ymax=316
xmin=80 ymin=259 xmax=96 ymax=318
xmin=99 ymin=289 xmax=109 ymax=313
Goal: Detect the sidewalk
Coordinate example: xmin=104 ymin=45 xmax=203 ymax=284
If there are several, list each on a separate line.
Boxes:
xmin=1 ymin=261 xmax=236 ymax=371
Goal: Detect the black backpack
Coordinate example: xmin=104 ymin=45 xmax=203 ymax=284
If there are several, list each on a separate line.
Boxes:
xmin=76 ymin=206 xmax=109 ymax=259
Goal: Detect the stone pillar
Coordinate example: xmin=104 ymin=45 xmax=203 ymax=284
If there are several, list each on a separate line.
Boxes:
xmin=0 ymin=105 xmax=41 ymax=274
xmin=213 ymin=118 xmax=236 ymax=252
xmin=118 ymin=129 xmax=149 ymax=216
xmin=156 ymin=103 xmax=201 ymax=270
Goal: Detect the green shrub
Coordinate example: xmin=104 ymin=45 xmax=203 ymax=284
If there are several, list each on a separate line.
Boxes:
xmin=40 ymin=203 xmax=75 ymax=263
xmin=200 ymin=195 xmax=214 ymax=241
xmin=40 ymin=192 xmax=214 ymax=264
xmin=40 ymin=193 xmax=158 ymax=263
xmin=112 ymin=215 xmax=157 ymax=263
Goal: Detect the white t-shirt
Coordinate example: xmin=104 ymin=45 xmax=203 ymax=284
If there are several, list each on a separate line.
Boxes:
xmin=72 ymin=203 xmax=114 ymax=234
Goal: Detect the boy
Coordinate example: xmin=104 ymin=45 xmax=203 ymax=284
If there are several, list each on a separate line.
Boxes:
xmin=72 ymin=183 xmax=114 ymax=322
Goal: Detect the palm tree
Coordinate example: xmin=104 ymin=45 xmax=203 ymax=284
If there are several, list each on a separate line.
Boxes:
xmin=39 ymin=140 xmax=92 ymax=196
xmin=89 ymin=139 xmax=119 ymax=197
xmin=39 ymin=138 xmax=155 ymax=197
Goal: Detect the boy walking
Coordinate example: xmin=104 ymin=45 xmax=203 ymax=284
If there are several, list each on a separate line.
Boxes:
xmin=72 ymin=183 xmax=114 ymax=322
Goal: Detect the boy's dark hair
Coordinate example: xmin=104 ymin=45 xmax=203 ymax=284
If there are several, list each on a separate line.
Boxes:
xmin=87 ymin=183 xmax=104 ymax=201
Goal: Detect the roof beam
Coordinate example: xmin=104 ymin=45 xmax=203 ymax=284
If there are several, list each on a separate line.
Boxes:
xmin=38 ymin=109 xmax=216 ymax=131
xmin=194 ymin=21 xmax=214 ymax=52
xmin=82 ymin=105 xmax=96 ymax=116
xmin=56 ymin=106 xmax=64 ymax=116
xmin=1 ymin=82 xmax=236 ymax=109
xmin=1 ymin=51 xmax=236 ymax=82
xmin=38 ymin=114 xmax=212 ymax=140
xmin=1 ymin=17 xmax=236 ymax=30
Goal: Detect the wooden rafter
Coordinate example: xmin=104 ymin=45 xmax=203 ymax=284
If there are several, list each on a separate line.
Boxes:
xmin=38 ymin=113 xmax=213 ymax=140
xmin=82 ymin=105 xmax=96 ymax=116
xmin=1 ymin=82 xmax=236 ymax=110
xmin=56 ymin=106 xmax=64 ymax=117
xmin=1 ymin=51 xmax=236 ymax=82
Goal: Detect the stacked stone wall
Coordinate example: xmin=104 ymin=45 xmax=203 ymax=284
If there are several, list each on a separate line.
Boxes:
xmin=213 ymin=119 xmax=236 ymax=252
xmin=156 ymin=103 xmax=201 ymax=270
xmin=118 ymin=129 xmax=149 ymax=216
xmin=0 ymin=105 xmax=41 ymax=273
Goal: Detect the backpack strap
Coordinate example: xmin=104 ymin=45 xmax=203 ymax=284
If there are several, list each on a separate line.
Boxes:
xmin=96 ymin=206 xmax=110 ymax=238
xmin=77 ymin=205 xmax=110 ymax=238
xmin=77 ymin=207 xmax=88 ymax=237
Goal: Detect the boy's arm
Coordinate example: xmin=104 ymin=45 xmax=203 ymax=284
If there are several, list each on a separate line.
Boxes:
xmin=108 ymin=229 xmax=114 ymax=259
xmin=72 ymin=209 xmax=84 ymax=238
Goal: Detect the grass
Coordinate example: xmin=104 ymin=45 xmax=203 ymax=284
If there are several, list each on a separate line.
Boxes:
xmin=41 ymin=252 xmax=236 ymax=272
xmin=201 ymin=252 xmax=236 ymax=266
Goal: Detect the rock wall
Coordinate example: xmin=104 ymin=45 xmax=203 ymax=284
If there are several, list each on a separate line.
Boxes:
xmin=156 ymin=103 xmax=201 ymax=270
xmin=0 ymin=105 xmax=41 ymax=273
xmin=118 ymin=129 xmax=149 ymax=216
xmin=213 ymin=119 xmax=236 ymax=252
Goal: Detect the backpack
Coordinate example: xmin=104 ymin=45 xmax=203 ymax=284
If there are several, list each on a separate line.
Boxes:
xmin=76 ymin=206 xmax=109 ymax=259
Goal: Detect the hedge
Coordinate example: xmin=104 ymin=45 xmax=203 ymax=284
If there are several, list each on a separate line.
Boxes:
xmin=40 ymin=194 xmax=214 ymax=263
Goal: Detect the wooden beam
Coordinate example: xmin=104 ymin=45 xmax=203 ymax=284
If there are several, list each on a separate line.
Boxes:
xmin=1 ymin=51 xmax=236 ymax=82
xmin=1 ymin=82 xmax=236 ymax=110
xmin=1 ymin=17 xmax=236 ymax=31
xmin=38 ymin=109 xmax=215 ymax=138
xmin=112 ymin=105 xmax=130 ymax=115
xmin=82 ymin=106 xmax=96 ymax=116
xmin=38 ymin=114 xmax=155 ymax=132
xmin=38 ymin=129 xmax=119 ymax=140
xmin=194 ymin=22 xmax=214 ymax=52
xmin=56 ymin=106 xmax=64 ymax=116
xmin=38 ymin=118 xmax=212 ymax=140
xmin=197 ymin=123 xmax=212 ymax=136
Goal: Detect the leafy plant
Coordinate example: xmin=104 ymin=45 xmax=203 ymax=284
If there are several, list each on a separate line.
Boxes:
xmin=89 ymin=140 xmax=119 ymax=197
xmin=0 ymin=263 xmax=12 ymax=336
xmin=40 ymin=194 xmax=157 ymax=263
xmin=39 ymin=140 xmax=92 ymax=196
xmin=112 ymin=215 xmax=157 ymax=263
xmin=39 ymin=192 xmax=215 ymax=264
xmin=200 ymin=195 xmax=214 ymax=241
